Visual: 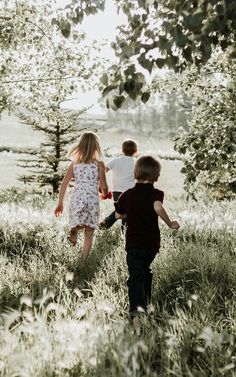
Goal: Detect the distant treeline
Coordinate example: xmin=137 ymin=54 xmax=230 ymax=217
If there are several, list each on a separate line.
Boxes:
xmin=104 ymin=91 xmax=190 ymax=137
xmin=0 ymin=145 xmax=183 ymax=161
xmin=0 ymin=146 xmax=35 ymax=154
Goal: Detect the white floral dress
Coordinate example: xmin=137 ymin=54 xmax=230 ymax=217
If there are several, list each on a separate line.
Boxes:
xmin=69 ymin=162 xmax=100 ymax=229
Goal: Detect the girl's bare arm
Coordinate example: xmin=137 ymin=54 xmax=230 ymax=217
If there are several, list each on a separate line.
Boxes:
xmin=55 ymin=163 xmax=73 ymax=216
xmin=98 ymin=161 xmax=109 ymax=196
xmin=154 ymin=201 xmax=180 ymax=229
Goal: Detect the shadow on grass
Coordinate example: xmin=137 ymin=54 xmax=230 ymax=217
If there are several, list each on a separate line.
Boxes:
xmin=69 ymin=227 xmax=122 ymax=292
xmin=0 ymin=226 xmax=122 ymax=313
xmin=153 ymin=235 xmax=236 ymax=320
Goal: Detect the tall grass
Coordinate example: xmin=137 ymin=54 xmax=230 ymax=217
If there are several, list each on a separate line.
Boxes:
xmin=0 ymin=188 xmax=235 ymax=376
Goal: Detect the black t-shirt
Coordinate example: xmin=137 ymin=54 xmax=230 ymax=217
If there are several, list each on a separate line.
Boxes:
xmin=115 ymin=183 xmax=164 ymax=252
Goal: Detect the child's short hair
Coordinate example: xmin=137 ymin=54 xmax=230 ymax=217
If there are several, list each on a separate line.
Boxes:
xmin=134 ymin=156 xmax=161 ymax=183
xmin=122 ymin=139 xmax=137 ymax=156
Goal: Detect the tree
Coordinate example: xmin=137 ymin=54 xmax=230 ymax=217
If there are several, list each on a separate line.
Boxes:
xmin=0 ymin=9 xmax=14 ymax=113
xmin=17 ymin=109 xmax=89 ymax=193
xmin=0 ymin=0 xmax=104 ymax=192
xmin=58 ymin=0 xmax=236 ymax=106
xmin=173 ymin=55 xmax=236 ymax=198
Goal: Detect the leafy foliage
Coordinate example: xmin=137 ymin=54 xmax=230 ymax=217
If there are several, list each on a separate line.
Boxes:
xmin=0 ymin=1 xmax=100 ymax=105
xmin=0 ymin=0 xmax=105 ymax=192
xmin=59 ymin=0 xmax=236 ymax=105
xmin=53 ymin=0 xmax=105 ymax=35
xmin=173 ymin=56 xmax=236 ymax=198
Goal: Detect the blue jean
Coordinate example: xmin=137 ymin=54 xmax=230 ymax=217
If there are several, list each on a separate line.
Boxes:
xmin=103 ymin=191 xmax=126 ymax=230
xmin=126 ymin=248 xmax=157 ymax=317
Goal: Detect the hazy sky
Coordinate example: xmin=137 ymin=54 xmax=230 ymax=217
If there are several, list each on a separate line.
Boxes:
xmin=62 ymin=0 xmax=126 ymax=113
xmin=82 ymin=0 xmax=125 ymax=43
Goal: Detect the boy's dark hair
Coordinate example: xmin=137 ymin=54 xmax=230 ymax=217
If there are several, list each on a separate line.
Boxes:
xmin=122 ymin=139 xmax=137 ymax=156
xmin=134 ymin=155 xmax=161 ymax=183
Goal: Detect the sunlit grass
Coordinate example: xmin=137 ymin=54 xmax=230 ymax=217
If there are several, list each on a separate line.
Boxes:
xmin=0 ymin=188 xmax=235 ymax=376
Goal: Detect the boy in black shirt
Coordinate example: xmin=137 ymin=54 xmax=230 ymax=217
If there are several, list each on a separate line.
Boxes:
xmin=115 ymin=155 xmax=180 ymax=323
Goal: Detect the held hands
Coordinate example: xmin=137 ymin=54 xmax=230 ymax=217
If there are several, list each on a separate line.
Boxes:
xmin=54 ymin=203 xmax=63 ymax=217
xmin=100 ymin=191 xmax=112 ymax=200
xmin=170 ymin=220 xmax=180 ymax=230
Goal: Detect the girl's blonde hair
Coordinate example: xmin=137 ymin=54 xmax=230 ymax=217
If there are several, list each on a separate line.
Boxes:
xmin=69 ymin=131 xmax=102 ymax=163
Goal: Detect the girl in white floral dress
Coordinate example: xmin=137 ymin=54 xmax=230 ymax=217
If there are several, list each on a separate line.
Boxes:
xmin=54 ymin=132 xmax=108 ymax=259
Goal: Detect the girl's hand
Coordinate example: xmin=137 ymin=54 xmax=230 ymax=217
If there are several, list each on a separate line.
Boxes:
xmin=54 ymin=203 xmax=63 ymax=217
xmin=100 ymin=191 xmax=112 ymax=200
xmin=170 ymin=220 xmax=180 ymax=230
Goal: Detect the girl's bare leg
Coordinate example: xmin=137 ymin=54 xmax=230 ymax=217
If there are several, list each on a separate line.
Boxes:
xmin=69 ymin=226 xmax=79 ymax=246
xmin=69 ymin=225 xmax=84 ymax=246
xmin=82 ymin=226 xmax=95 ymax=259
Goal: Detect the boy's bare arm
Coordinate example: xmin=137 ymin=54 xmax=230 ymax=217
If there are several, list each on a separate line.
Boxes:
xmin=154 ymin=201 xmax=180 ymax=229
xmin=115 ymin=212 xmax=127 ymax=220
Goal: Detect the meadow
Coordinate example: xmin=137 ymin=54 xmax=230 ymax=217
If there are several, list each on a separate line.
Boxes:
xmin=0 ymin=115 xmax=236 ymax=377
xmin=0 ymin=187 xmax=235 ymax=377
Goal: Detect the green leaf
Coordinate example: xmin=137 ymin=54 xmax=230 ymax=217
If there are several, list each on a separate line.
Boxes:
xmin=60 ymin=20 xmax=71 ymax=38
xmin=100 ymin=73 xmax=108 ymax=85
xmin=167 ymin=54 xmax=179 ymax=67
xmin=138 ymin=0 xmax=146 ymax=7
xmin=124 ymin=79 xmax=135 ymax=95
xmin=185 ymin=12 xmax=204 ymax=31
xmin=131 ymin=14 xmax=141 ymax=28
xmin=155 ymin=58 xmax=166 ymax=69
xmin=121 ymin=45 xmax=133 ymax=59
xmin=134 ymin=72 xmax=145 ymax=83
xmin=113 ymin=95 xmax=125 ymax=109
xmin=174 ymin=25 xmax=188 ymax=48
xmin=124 ymin=64 xmax=136 ymax=77
xmin=141 ymin=92 xmax=150 ymax=103
xmin=138 ymin=54 xmax=154 ymax=73
xmin=119 ymin=82 xmax=125 ymax=94
xmin=158 ymin=36 xmax=171 ymax=51
xmin=182 ymin=47 xmax=192 ymax=62
xmin=102 ymin=85 xmax=117 ymax=97
xmin=51 ymin=18 xmax=58 ymax=26
xmin=106 ymin=97 xmax=117 ymax=110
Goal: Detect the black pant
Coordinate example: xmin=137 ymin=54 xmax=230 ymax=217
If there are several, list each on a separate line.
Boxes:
xmin=126 ymin=248 xmax=157 ymax=317
xmin=103 ymin=191 xmax=126 ymax=230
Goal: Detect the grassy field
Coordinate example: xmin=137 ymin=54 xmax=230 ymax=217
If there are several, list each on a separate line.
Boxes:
xmin=1 ymin=113 xmax=236 ymax=376
xmin=0 ymin=186 xmax=235 ymax=377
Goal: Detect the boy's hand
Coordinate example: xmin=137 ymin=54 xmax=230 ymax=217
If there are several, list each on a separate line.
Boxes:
xmin=170 ymin=220 xmax=180 ymax=230
xmin=115 ymin=211 xmax=127 ymax=220
xmin=54 ymin=203 xmax=63 ymax=217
